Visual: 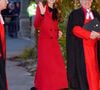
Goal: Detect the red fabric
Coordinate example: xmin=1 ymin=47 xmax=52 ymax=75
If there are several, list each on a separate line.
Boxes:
xmin=0 ymin=20 xmax=6 ymax=59
xmin=82 ymin=7 xmax=87 ymax=16
xmin=0 ymin=20 xmax=8 ymax=90
xmin=73 ymin=26 xmax=91 ymax=39
xmin=34 ymin=6 xmax=44 ymax=30
xmin=6 ymin=80 xmax=8 ymax=90
xmin=73 ymin=18 xmax=99 ymax=90
xmin=34 ymin=5 xmax=68 ymax=90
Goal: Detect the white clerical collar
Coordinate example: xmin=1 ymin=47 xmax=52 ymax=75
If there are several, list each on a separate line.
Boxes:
xmin=87 ymin=9 xmax=90 ymax=13
xmin=86 ymin=9 xmax=94 ymax=20
xmin=0 ymin=14 xmax=4 ymax=24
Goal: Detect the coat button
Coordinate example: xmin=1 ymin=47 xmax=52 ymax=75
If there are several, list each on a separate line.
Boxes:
xmin=55 ymin=29 xmax=57 ymax=31
xmin=50 ymin=29 xmax=52 ymax=31
xmin=50 ymin=37 xmax=53 ymax=39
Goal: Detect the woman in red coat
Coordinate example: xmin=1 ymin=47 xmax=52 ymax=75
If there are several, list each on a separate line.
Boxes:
xmin=0 ymin=0 xmax=8 ymax=90
xmin=34 ymin=0 xmax=68 ymax=90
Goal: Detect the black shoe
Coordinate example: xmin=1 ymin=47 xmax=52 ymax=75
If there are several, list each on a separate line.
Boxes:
xmin=30 ymin=87 xmax=36 ymax=90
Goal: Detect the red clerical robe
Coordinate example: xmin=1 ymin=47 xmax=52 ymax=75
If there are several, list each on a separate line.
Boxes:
xmin=34 ymin=5 xmax=68 ymax=90
xmin=0 ymin=18 xmax=8 ymax=90
xmin=72 ymin=9 xmax=99 ymax=90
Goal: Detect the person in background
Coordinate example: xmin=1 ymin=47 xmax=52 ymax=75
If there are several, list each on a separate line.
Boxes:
xmin=14 ymin=2 xmax=20 ymax=38
xmin=33 ymin=0 xmax=68 ymax=90
xmin=66 ymin=0 xmax=100 ymax=90
xmin=0 ymin=0 xmax=8 ymax=90
xmin=7 ymin=3 xmax=15 ymax=38
xmin=1 ymin=4 xmax=9 ymax=33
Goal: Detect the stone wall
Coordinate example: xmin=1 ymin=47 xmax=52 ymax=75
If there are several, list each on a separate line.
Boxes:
xmin=19 ymin=0 xmax=31 ymax=38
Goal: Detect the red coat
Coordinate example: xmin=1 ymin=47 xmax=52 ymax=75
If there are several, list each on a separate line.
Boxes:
xmin=0 ymin=20 xmax=6 ymax=59
xmin=34 ymin=5 xmax=68 ymax=90
xmin=0 ymin=19 xmax=8 ymax=90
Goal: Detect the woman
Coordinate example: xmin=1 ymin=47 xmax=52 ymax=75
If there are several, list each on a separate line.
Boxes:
xmin=0 ymin=0 xmax=8 ymax=90
xmin=34 ymin=0 xmax=68 ymax=90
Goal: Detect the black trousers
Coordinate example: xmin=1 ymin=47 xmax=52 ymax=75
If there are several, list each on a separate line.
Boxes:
xmin=0 ymin=59 xmax=7 ymax=90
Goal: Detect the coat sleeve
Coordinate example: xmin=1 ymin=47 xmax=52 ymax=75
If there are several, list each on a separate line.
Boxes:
xmin=34 ymin=5 xmax=44 ymax=30
xmin=72 ymin=26 xmax=91 ymax=39
xmin=0 ymin=22 xmax=6 ymax=59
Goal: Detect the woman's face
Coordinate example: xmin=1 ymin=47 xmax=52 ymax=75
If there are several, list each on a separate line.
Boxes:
xmin=47 ymin=0 xmax=56 ymax=4
xmin=0 ymin=0 xmax=8 ymax=11
xmin=80 ymin=0 xmax=93 ymax=9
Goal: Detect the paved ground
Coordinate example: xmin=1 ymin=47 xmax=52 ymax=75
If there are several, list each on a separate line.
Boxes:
xmin=7 ymin=61 xmax=34 ymax=90
xmin=6 ymin=37 xmax=35 ymax=90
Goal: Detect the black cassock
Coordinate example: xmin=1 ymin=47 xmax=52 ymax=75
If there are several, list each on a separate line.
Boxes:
xmin=66 ymin=8 xmax=100 ymax=90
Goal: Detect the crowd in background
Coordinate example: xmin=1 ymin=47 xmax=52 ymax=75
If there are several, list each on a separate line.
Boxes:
xmin=1 ymin=2 xmax=20 ymax=38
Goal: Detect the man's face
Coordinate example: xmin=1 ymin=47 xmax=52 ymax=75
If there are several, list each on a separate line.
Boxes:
xmin=80 ymin=0 xmax=93 ymax=9
xmin=0 ymin=0 xmax=8 ymax=11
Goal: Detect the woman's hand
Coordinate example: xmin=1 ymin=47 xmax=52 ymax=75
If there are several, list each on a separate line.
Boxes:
xmin=58 ymin=31 xmax=63 ymax=39
xmin=38 ymin=2 xmax=46 ymax=15
xmin=90 ymin=31 xmax=100 ymax=39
